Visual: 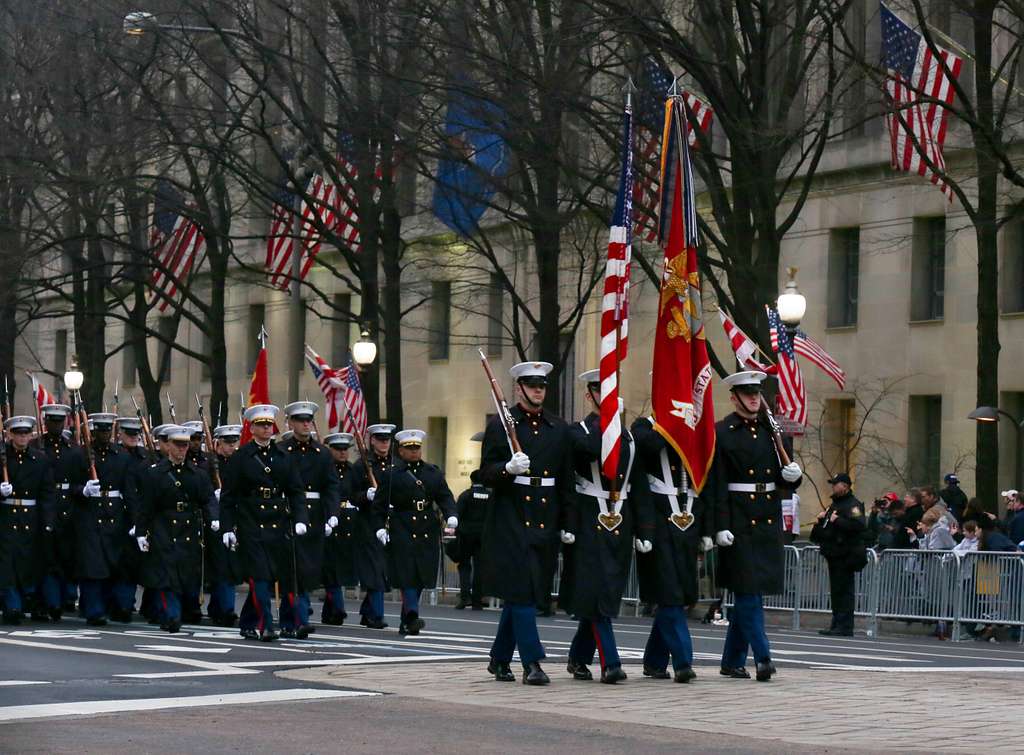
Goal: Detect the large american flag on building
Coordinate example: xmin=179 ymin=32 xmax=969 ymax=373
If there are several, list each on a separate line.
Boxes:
xmin=150 ymin=180 xmax=205 ymax=312
xmin=881 ymin=2 xmax=962 ymax=200
xmin=266 ymin=133 xmax=368 ymax=291
xmin=598 ymin=101 xmax=634 ymax=482
xmin=767 ymin=306 xmax=807 ymax=428
xmin=304 ymin=344 xmax=367 ymax=436
xmin=793 ymin=330 xmax=846 ymax=389
xmin=634 ymin=57 xmax=714 ymax=243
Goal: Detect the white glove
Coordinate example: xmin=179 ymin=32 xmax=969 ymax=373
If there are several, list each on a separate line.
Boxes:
xmin=294 ymin=522 xmax=307 ymax=536
xmin=446 ymin=516 xmax=458 ymax=529
xmin=0 ymin=482 xmax=12 ymax=497
xmin=781 ymin=462 xmax=802 ymax=483
xmin=376 ymin=528 xmax=389 ymax=545
xmin=214 ymin=489 xmax=221 ymax=501
xmin=223 ymin=531 xmax=237 ymax=550
xmin=324 ymin=523 xmax=333 ymax=536
xmin=700 ymin=536 xmax=714 ymax=552
xmin=366 ymin=487 xmax=377 ymax=501
xmin=128 ymin=526 xmax=136 ymax=537
xmin=84 ymin=479 xmax=102 ymax=498
xmin=634 ymin=538 xmax=653 ymax=553
xmin=136 ymin=535 xmax=150 ymax=552
xmin=328 ymin=516 xmax=339 ymax=529
xmin=560 ymin=530 xmax=575 ymax=545
xmin=210 ymin=520 xmax=220 ymax=533
xmin=715 ymin=530 xmax=735 ymax=547
xmin=505 ymin=452 xmax=531 ymax=476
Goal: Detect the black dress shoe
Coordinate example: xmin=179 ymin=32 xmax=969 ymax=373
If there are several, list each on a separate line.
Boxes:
xmin=566 ymin=660 xmax=593 ymax=680
xmin=455 ymin=599 xmax=468 ymax=610
xmin=30 ymin=611 xmax=49 ymax=623
xmin=360 ymin=615 xmax=369 ymax=626
xmin=322 ymin=612 xmax=345 ymax=626
xmin=62 ymin=599 xmax=77 ymax=612
xmin=487 ymin=660 xmax=515 ymax=682
xmin=109 ymin=609 xmax=132 ymax=623
xmin=165 ymin=620 xmax=181 ymax=634
xmin=471 ymin=603 xmax=484 ymax=611
xmin=3 ymin=612 xmax=22 ymax=625
xmin=674 ymin=666 xmax=697 ymax=683
xmin=240 ymin=628 xmax=259 ymax=640
xmin=279 ymin=628 xmax=297 ymax=639
xmin=48 ymin=608 xmax=62 ymax=623
xmin=364 ymin=618 xmax=388 ymax=629
xmin=183 ymin=612 xmax=202 ymax=625
xmin=719 ymin=666 xmax=750 ymax=679
xmin=755 ymin=661 xmax=774 ymax=682
xmin=601 ymin=666 xmax=627 ymax=684
xmin=220 ymin=612 xmax=238 ymax=628
xmin=86 ymin=616 xmax=108 ymax=626
xmin=409 ymin=618 xmax=424 ymax=634
xmin=818 ymin=628 xmax=836 ymax=636
xmin=523 ymin=662 xmax=550 ymax=685
xmin=295 ymin=625 xmax=311 ymax=640
xmin=259 ymin=629 xmax=279 ymax=642
xmin=642 ymin=665 xmax=671 ymax=680
xmin=831 ymin=629 xmax=854 ymax=637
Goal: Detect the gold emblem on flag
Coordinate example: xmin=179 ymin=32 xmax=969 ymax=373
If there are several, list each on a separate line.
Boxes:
xmin=660 ymin=252 xmax=703 ymax=342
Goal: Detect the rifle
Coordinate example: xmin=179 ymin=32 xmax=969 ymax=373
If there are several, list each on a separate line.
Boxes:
xmin=334 ymin=391 xmax=376 ymax=488
xmin=0 ymin=377 xmax=8 ymax=484
xmin=166 ymin=392 xmax=177 ymax=424
xmin=761 ymin=401 xmax=823 ymax=511
xmin=77 ymin=392 xmax=99 ymax=481
xmin=132 ymin=395 xmax=156 ymax=452
xmin=25 ymin=370 xmax=44 ymax=449
xmin=477 ymin=348 xmax=521 ymax=454
xmin=195 ymin=393 xmax=222 ymax=489
xmin=112 ymin=379 xmax=120 ymax=438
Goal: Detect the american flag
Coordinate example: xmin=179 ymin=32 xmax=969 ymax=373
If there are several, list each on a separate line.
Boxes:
xmin=881 ymin=2 xmax=962 ymax=200
xmin=266 ymin=133 xmax=369 ymax=291
xmin=149 ymin=180 xmax=205 ymax=313
xmin=304 ymin=345 xmax=367 ymax=436
xmin=767 ymin=306 xmax=807 ymax=428
xmin=598 ymin=102 xmax=634 ymax=482
xmin=718 ymin=309 xmax=772 ymax=372
xmin=27 ymin=372 xmax=57 ymax=409
xmin=634 ymin=57 xmax=714 ymax=243
xmin=793 ymin=330 xmax=846 ymax=389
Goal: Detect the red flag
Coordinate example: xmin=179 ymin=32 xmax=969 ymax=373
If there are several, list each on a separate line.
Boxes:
xmin=650 ymin=97 xmax=715 ymax=493
xmin=239 ymin=340 xmax=273 ymax=446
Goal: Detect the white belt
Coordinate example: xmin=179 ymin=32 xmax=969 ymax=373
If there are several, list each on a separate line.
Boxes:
xmin=472 ymin=492 xmax=489 ymax=500
xmin=728 ymin=482 xmax=776 ymax=493
xmin=2 ymin=499 xmax=36 ymax=507
xmin=59 ymin=483 xmax=71 ymax=491
xmin=575 ymin=475 xmax=630 ymax=501
xmin=101 ymin=490 xmax=122 ymax=498
xmin=513 ymin=476 xmax=555 ymax=487
xmin=647 ymin=476 xmax=691 ymax=497
xmin=305 ymin=492 xmax=321 ymax=499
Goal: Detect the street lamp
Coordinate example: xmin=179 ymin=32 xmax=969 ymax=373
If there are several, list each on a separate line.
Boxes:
xmin=969 ymin=405 xmax=1024 ymax=492
xmin=776 ymin=267 xmax=807 ymax=330
xmin=352 ymin=328 xmax=378 ymax=370
xmin=63 ymin=356 xmax=84 ymax=393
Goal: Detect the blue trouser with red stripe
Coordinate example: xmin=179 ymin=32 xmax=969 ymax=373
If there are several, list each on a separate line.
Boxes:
xmin=157 ymin=590 xmax=182 ymax=623
xmin=278 ymin=592 xmax=311 ymax=630
xmin=238 ymin=579 xmax=276 ymax=633
xmin=568 ymin=616 xmax=621 ymax=671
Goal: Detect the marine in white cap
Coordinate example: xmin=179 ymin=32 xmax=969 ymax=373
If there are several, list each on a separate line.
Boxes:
xmin=321 ymin=431 xmax=357 ymax=625
xmin=706 ymin=371 xmax=801 ymax=682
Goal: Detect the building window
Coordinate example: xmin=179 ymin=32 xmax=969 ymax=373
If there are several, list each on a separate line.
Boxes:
xmin=823 ymin=398 xmax=856 ymax=474
xmin=908 ymin=394 xmax=942 ymax=486
xmin=247 ymin=303 xmax=266 ymax=372
xmin=54 ymin=329 xmax=68 ymax=392
xmin=487 ymin=274 xmax=504 ymax=358
xmin=332 ymin=294 xmax=352 ymax=365
xmin=122 ymin=338 xmax=137 ymax=388
xmin=157 ymin=317 xmax=176 ymax=383
xmin=427 ymin=416 xmax=448 ymax=469
xmin=827 ymin=227 xmax=859 ymax=328
xmin=429 ymin=281 xmax=451 ymax=360
xmin=911 ymin=217 xmax=946 ymax=321
xmin=1002 ymin=210 xmax=1024 ymax=314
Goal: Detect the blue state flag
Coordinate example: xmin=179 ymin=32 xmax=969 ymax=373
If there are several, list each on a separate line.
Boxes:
xmin=432 ymin=85 xmax=509 ymax=236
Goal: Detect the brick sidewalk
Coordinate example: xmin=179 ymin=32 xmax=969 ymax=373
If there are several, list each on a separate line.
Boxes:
xmin=282 ymin=662 xmax=1021 ymax=752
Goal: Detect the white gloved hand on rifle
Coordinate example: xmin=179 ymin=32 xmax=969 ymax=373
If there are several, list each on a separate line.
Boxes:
xmin=327 ymin=516 xmax=339 ymax=529
xmin=781 ymin=462 xmax=802 ymax=483
xmin=505 ymin=451 xmax=531 ymax=476
xmin=366 ymin=487 xmax=377 ymax=502
xmin=214 ymin=489 xmax=221 ymax=501
xmin=375 ymin=528 xmax=389 ymax=545
xmin=83 ymin=479 xmax=102 ymax=498
xmin=136 ymin=535 xmax=149 ymax=552
xmin=222 ymin=531 xmax=237 ymax=550
xmin=559 ymin=530 xmax=575 ymax=545
xmin=294 ymin=522 xmax=307 ymax=536
xmin=0 ymin=482 xmax=12 ymax=498
xmin=634 ymin=538 xmax=653 ymax=554
xmin=210 ymin=520 xmax=220 ymax=533
xmin=446 ymin=516 xmax=458 ymax=529
xmin=324 ymin=523 xmax=333 ymax=536
xmin=700 ymin=536 xmax=714 ymax=553
xmin=715 ymin=530 xmax=735 ymax=547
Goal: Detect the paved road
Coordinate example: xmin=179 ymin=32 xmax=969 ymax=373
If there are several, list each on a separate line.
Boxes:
xmin=2 ymin=599 xmax=1023 ymax=751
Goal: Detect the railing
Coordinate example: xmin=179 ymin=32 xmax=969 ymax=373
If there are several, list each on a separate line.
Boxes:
xmin=418 ymin=542 xmax=1023 ymax=643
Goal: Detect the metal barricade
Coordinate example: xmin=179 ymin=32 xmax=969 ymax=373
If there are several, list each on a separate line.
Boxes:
xmin=953 ymin=551 xmax=1024 ymax=642
xmin=795 ymin=546 xmax=879 ymax=623
xmin=868 ymin=548 xmax=961 ymax=635
xmin=724 ymin=545 xmax=803 ymax=628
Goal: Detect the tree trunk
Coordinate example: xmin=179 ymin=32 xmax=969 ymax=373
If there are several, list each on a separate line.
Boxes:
xmin=380 ymin=207 xmax=404 ymax=428
xmin=533 ymin=225 xmax=562 ymax=412
xmin=207 ymin=239 xmax=230 ymax=425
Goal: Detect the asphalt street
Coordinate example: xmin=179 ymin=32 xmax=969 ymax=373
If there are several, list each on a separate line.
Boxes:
xmin=1 ymin=597 xmax=1023 ymax=751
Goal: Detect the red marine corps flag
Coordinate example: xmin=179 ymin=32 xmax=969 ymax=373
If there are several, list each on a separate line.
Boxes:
xmin=240 ymin=326 xmax=274 ymax=445
xmin=650 ymin=95 xmax=716 ymax=492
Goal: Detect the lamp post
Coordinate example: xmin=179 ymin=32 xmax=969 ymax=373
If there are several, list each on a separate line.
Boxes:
xmin=968 ymin=405 xmax=1024 ymax=495
xmin=352 ymin=328 xmax=378 ymax=372
xmin=63 ymin=355 xmax=84 ymax=395
xmin=776 ymin=267 xmax=807 ymax=335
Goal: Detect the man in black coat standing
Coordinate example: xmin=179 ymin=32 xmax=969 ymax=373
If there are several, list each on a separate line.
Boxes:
xmin=810 ymin=472 xmax=867 ymax=637
xmin=206 ymin=424 xmax=242 ymax=626
xmin=321 ymin=432 xmax=356 ymax=625
xmin=479 ymin=361 xmax=574 ymax=686
xmin=134 ymin=425 xmax=219 ymax=633
xmin=453 ymin=470 xmax=488 ymax=610
xmin=375 ymin=429 xmax=457 ymax=635
xmin=632 ymin=413 xmax=714 ymax=683
xmin=220 ymin=404 xmax=308 ymax=642
xmin=276 ymin=401 xmax=340 ymax=639
xmin=0 ymin=416 xmax=56 ymax=624
xmin=350 ymin=423 xmax=395 ymax=629
xmin=705 ymin=371 xmax=802 ymax=682
xmin=561 ymin=370 xmax=654 ymax=684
